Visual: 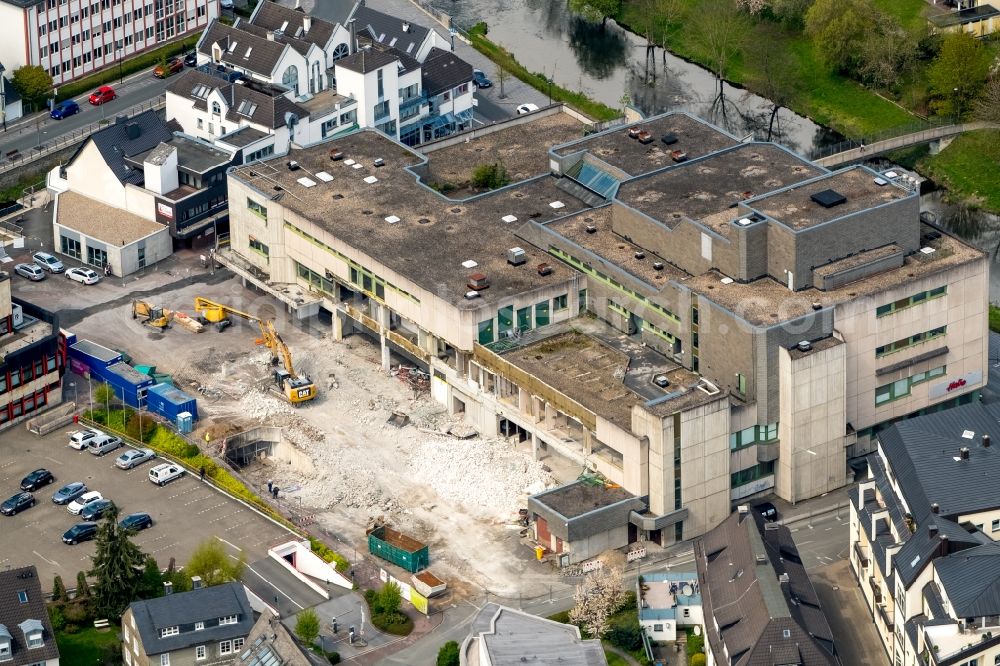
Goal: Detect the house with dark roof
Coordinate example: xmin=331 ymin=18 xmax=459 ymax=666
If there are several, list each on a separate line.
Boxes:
xmin=0 ymin=566 xmax=60 ymax=666
xmin=0 ymin=65 xmax=23 ymax=124
xmin=850 ymin=401 xmax=1000 ymax=666
xmin=239 ymin=610 xmax=319 ymax=666
xmin=122 ymin=581 xmax=255 ymax=666
xmin=696 ymin=507 xmax=839 ymax=666
xmin=46 ymin=110 xmax=239 ymax=273
xmin=347 ymin=0 xmax=449 ymax=62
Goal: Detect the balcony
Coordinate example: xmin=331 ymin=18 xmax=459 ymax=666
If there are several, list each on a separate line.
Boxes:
xmin=876 ymin=603 xmax=893 ymax=628
xmin=869 ymin=576 xmax=883 ymax=603
xmin=854 ymin=542 xmax=870 ymax=569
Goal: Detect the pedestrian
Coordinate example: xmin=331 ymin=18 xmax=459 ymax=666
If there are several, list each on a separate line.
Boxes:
xmin=267 ymin=479 xmax=273 ymax=494
xmin=273 ymin=486 xmax=279 ymax=499
xmin=859 ymin=142 xmax=865 ymax=153
xmin=199 ymin=465 xmax=205 ymax=481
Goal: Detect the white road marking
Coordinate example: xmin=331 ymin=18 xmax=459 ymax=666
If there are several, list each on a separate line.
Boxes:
xmin=215 ymin=536 xmax=242 ymax=551
xmin=32 ymin=550 xmax=59 ymax=567
xmin=241 ymin=560 xmax=304 ymax=610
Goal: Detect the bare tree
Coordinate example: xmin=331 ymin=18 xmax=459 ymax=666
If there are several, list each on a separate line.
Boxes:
xmin=495 ymin=64 xmax=509 ymax=100
xmin=568 ymin=564 xmax=627 ymax=638
xmin=974 ymin=76 xmax=1000 ymax=124
xmin=857 ymin=14 xmax=916 ymax=91
xmin=693 ymin=0 xmax=750 ymax=116
xmin=744 ymin=23 xmax=801 ymax=140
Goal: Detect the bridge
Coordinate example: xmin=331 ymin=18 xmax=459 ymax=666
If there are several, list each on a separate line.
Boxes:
xmin=812 ymin=121 xmax=999 ymax=168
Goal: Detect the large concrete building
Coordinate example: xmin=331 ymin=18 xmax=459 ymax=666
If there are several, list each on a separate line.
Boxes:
xmin=216 ymin=108 xmax=988 ymax=562
xmin=0 ymin=0 xmax=217 ymax=86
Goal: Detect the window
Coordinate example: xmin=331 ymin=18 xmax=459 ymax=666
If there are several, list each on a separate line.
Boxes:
xmin=498 ymin=306 xmax=513 ymax=337
xmin=376 ymin=68 xmax=383 ymax=98
xmin=218 ymin=615 xmax=238 ymax=626
xmin=730 ymin=423 xmax=778 ymax=450
xmin=247 ymin=198 xmax=267 ymax=221
xmin=281 ymin=65 xmax=298 ymax=95
xmin=653 ymin=624 xmax=663 ymax=632
xmin=196 ymin=118 xmax=203 ymax=129
xmin=992 ymin=520 xmax=999 ymax=532
xmin=876 ymin=286 xmax=947 ymax=317
xmin=26 ymin=632 xmax=43 ymax=649
xmin=234 ymin=638 xmax=244 ymax=650
xmin=61 ymin=235 xmax=81 ymax=259
xmin=195 ymin=645 xmax=206 ymax=660
xmin=245 ymin=144 xmax=275 ymax=163
xmin=730 ymin=461 xmax=776 ymax=488
xmin=456 ymin=83 xmax=469 ymax=95
xmin=194 ymin=622 xmax=204 ymax=631
xmin=17 ymin=591 xmax=27 ymax=603
xmin=535 ymin=301 xmax=550 ymax=327
xmin=211 ymin=101 xmax=220 ymax=115
xmin=553 ymin=294 xmax=568 ymax=311
xmin=516 ymin=306 xmax=532 ymax=332
xmin=875 ymin=326 xmax=946 ymax=357
xmin=737 ymin=373 xmax=747 ymax=395
xmin=683 ymin=608 xmax=690 ymax=618
xmin=160 ymin=654 xmax=169 ymax=666
xmin=248 ymin=237 xmax=269 ymax=259
xmin=442 ymin=90 xmax=450 ymax=102
xmin=295 ymin=262 xmax=335 ymax=296
xmin=477 ymin=319 xmax=494 ymax=345
xmin=875 ymin=366 xmax=946 ymax=405
xmin=219 ymin=640 xmax=234 ymax=655
xmin=578 ymin=288 xmax=587 ymax=312
xmin=160 ymin=626 xmax=179 ymax=637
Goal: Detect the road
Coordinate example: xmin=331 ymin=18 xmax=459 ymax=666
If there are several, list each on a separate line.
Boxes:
xmin=0 ymin=66 xmax=173 ymax=157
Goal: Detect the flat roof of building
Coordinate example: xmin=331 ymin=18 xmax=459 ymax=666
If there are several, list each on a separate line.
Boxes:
xmin=616 ymin=143 xmax=824 ymax=225
xmin=1 ymin=317 xmax=52 ymax=356
xmin=553 ymin=113 xmax=739 ymax=176
xmin=420 ymin=112 xmax=586 ymax=196
xmin=533 ymin=480 xmax=636 ymax=519
xmin=217 ymin=126 xmax=271 ymax=149
xmin=56 ymin=191 xmax=168 ymax=246
xmin=748 ymin=167 xmax=910 ymax=230
xmin=229 ymin=129 xmax=591 ymax=307
xmin=685 ymin=224 xmax=983 ymax=325
xmin=129 ymin=135 xmax=233 ymax=174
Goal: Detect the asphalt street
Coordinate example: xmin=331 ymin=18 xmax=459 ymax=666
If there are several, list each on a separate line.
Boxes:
xmin=0 ymin=66 xmax=175 ymax=157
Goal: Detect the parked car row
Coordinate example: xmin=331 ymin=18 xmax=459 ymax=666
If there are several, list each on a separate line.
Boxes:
xmin=14 ymin=251 xmax=102 ymax=285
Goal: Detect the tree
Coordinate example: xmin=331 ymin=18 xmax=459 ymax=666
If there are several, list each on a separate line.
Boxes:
xmin=294 ymin=608 xmax=320 ymax=647
xmin=378 ymin=581 xmax=402 ymax=616
xmin=744 ymin=23 xmax=802 ymax=140
xmin=10 ymin=65 xmax=52 ymax=111
xmin=52 ymin=575 xmax=68 ymax=602
xmin=76 ymin=571 xmax=91 ymax=598
xmin=974 ymin=76 xmax=1000 ymax=123
xmin=137 ymin=556 xmax=163 ymax=599
xmin=186 ymin=539 xmax=246 ymax=586
xmin=568 ymin=0 xmax=622 ymax=26
xmin=928 ymin=31 xmax=992 ymax=119
xmin=89 ymin=506 xmax=146 ymax=618
xmin=568 ymin=565 xmax=627 ymax=638
xmin=768 ymin=0 xmax=812 ymax=28
xmin=857 ymin=15 xmax=916 ymax=91
xmin=805 ymin=0 xmax=871 ymax=76
xmin=437 ymin=641 xmax=460 ymax=666
xmin=693 ymin=0 xmax=750 ymax=113
xmin=93 ymin=382 xmax=116 ymax=412
xmin=495 ymin=64 xmax=508 ymax=99
xmin=471 ymin=161 xmax=509 ymax=189
xmin=690 ymin=654 xmax=707 ymax=666
xmin=736 ymin=0 xmax=768 ymax=15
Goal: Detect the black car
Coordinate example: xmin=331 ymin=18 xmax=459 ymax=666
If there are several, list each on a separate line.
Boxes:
xmin=80 ymin=499 xmax=116 ymax=522
xmin=1 ymin=492 xmax=35 ymax=516
xmin=119 ymin=512 xmax=153 ymax=532
xmin=755 ymin=501 xmax=779 ymax=521
xmin=62 ymin=522 xmax=99 ymax=544
xmin=183 ymin=52 xmax=198 ymax=67
xmin=20 ymin=468 xmax=55 ymax=491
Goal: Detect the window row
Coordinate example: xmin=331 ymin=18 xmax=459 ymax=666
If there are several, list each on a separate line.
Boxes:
xmin=876 ymin=286 xmax=946 ymax=317
xmin=248 ymin=237 xmax=269 ymax=260
xmin=875 ymin=365 xmax=946 ymax=406
xmin=0 ymin=388 xmax=50 ymax=424
xmin=246 ymin=198 xmax=267 ymax=221
xmin=730 ymin=461 xmax=775 ymax=488
xmin=478 ymin=297 xmax=567 ymax=345
xmin=875 ymin=326 xmax=946 ymax=358
xmin=730 ymin=423 xmax=778 ymax=451
xmin=0 ymin=355 xmax=59 ymax=394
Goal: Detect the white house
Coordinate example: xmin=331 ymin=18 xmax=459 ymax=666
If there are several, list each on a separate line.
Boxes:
xmin=637 ymin=572 xmax=703 ymax=642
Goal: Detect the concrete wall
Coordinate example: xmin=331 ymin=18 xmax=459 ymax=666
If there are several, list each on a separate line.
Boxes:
xmin=777 ymin=341 xmax=848 ymax=502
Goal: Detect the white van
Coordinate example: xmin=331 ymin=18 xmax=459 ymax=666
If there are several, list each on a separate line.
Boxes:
xmin=148 ymin=463 xmax=185 ymax=486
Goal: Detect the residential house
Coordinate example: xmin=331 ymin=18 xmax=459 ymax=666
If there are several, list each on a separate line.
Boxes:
xmin=460 ymin=602 xmax=607 ymax=666
xmin=0 ymin=271 xmax=65 ymax=431
xmin=697 ymin=507 xmax=839 ymax=665
xmin=410 ymin=46 xmax=473 ymax=145
xmin=850 ymin=401 xmax=1000 ymax=666
xmin=216 ymin=108 xmax=987 ymax=561
xmin=121 ymin=581 xmax=255 ymax=666
xmin=0 ymin=566 xmax=60 ymax=666
xmin=239 ymin=610 xmax=319 ymax=666
xmin=0 ymin=64 xmax=22 ymax=124
xmin=636 ymin=572 xmax=703 ymax=642
xmin=0 ymin=0 xmax=217 ymax=86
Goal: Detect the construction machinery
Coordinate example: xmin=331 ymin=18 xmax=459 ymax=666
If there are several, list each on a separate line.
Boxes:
xmin=132 ymin=300 xmax=172 ymax=329
xmin=193 ymin=297 xmax=317 ymax=405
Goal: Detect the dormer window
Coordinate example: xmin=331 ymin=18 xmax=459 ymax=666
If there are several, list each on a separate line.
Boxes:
xmin=194 ymin=622 xmax=204 ymax=631
xmin=0 ymin=641 xmax=11 ymax=662
xmin=236 ymin=100 xmax=257 ymax=117
xmin=26 ymin=632 xmax=42 ymax=649
xmin=18 ymin=620 xmax=44 ymax=650
xmin=160 ymin=626 xmax=179 ymax=638
xmin=211 ymin=101 xmax=221 ymax=115
xmin=218 ymin=615 xmax=237 ymax=626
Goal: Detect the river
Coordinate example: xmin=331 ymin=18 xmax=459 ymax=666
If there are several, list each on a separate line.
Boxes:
xmin=432 ymin=0 xmax=842 ymax=155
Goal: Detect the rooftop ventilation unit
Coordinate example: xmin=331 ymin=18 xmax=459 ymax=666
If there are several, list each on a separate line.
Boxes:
xmin=507 ymin=247 xmax=526 ymax=265
xmin=661 ymin=133 xmax=678 ymax=145
xmin=653 ymin=375 xmax=670 ymax=388
xmin=720 ymin=277 xmax=734 ymax=285
xmin=287 ymin=160 xmax=300 ymax=171
xmin=671 ymin=150 xmax=688 ymax=163
xmin=316 ymin=171 xmax=334 ymax=182
xmin=297 ymin=177 xmax=317 ymax=188
xmin=653 ymin=262 xmax=664 ymax=271
xmin=634 ymin=251 xmax=645 ymax=260
xmin=884 ymin=171 xmax=899 ymax=179
xmin=462 ymin=259 xmax=478 ymax=269
xmin=873 ymin=177 xmax=888 ymax=186
xmin=637 ymin=130 xmax=653 ymax=144
xmin=920 ymin=247 xmax=936 ymax=254
xmin=464 ymin=291 xmax=480 ymax=300
xmin=385 ymin=215 xmax=400 ymax=224
xmin=373 ymin=158 xmax=385 ymax=167
xmin=353 ymin=163 xmax=364 ymax=170
xmin=549 ymin=200 xmax=565 ymax=209
xmin=628 ymin=127 xmax=642 ymax=139
xmin=812 ymin=301 xmax=822 ymax=311
xmin=585 ymin=224 xmax=597 ymax=234
xmin=810 ymin=189 xmax=847 ymax=208
xmin=796 ymin=341 xmax=812 ymax=352
xmin=537 ymin=263 xmax=553 ymax=276
xmin=363 ymin=176 xmax=378 ymax=184
xmin=959 ymin=447 xmax=970 ymax=460
xmin=330 ymin=150 xmax=344 ymax=161
xmin=735 ymin=217 xmax=754 ymax=226
xmin=467 ymin=273 xmax=489 ymax=290
xmin=502 ymin=215 xmax=518 ymax=224
xmin=756 ymin=554 xmax=767 ymax=564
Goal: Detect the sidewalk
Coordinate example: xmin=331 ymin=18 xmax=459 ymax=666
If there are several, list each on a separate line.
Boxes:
xmin=771 ymin=483 xmax=854 ymax=526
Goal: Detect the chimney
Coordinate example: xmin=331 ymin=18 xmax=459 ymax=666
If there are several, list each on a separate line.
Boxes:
xmin=928 ymin=522 xmax=938 ymax=537
xmin=931 ymin=502 xmax=940 ymax=514
xmin=983 ymin=434 xmax=991 ymax=448
xmin=303 ymin=15 xmax=312 ymax=33
xmin=191 ymin=576 xmax=203 ymax=590
xmin=267 ymin=30 xmax=275 ymax=41
xmin=125 ymin=123 xmax=141 ymax=140
xmin=115 ymin=115 xmax=129 ymax=125
xmin=348 ymin=19 xmax=356 ymax=55
xmin=164 ymin=581 xmax=173 ymax=595
xmin=960 ymin=446 xmax=970 ymax=460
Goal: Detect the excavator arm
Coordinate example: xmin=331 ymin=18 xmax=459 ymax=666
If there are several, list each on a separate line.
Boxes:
xmin=193 ymin=297 xmax=261 ymax=325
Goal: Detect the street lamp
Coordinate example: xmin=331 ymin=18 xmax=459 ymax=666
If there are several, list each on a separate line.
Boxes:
xmin=118 ymin=47 xmax=124 ymax=84
xmin=0 ymin=63 xmax=7 ymax=132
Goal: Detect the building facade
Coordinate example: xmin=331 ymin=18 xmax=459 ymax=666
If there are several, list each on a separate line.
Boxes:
xmin=216 ymin=108 xmax=987 ymax=561
xmin=0 ymin=272 xmax=65 ymax=432
xmin=0 ymin=0 xmax=217 ymax=86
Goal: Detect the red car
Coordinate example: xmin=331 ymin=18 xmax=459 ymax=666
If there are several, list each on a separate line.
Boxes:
xmin=153 ymin=57 xmax=183 ymax=78
xmin=88 ymin=85 xmax=117 ymax=105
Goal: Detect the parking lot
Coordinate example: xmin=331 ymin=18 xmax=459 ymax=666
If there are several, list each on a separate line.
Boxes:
xmin=0 ymin=426 xmax=297 ymax=590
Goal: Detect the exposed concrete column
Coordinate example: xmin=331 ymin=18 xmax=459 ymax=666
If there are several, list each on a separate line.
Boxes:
xmin=332 ymin=310 xmax=352 ymax=340
xmin=531 ymin=432 xmax=540 ymax=460
xmin=380 ymin=333 xmax=391 ymax=373
xmin=584 ymin=429 xmax=593 ymax=456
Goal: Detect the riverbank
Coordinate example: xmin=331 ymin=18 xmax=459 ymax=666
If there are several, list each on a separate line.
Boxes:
xmin=918 ymin=130 xmax=1000 ymax=213
xmin=466 ymin=23 xmax=618 ymax=122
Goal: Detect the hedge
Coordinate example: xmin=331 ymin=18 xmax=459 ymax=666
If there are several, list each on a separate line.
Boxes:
xmin=56 ymin=35 xmax=200 ymax=101
xmin=81 ymin=408 xmax=350 ymax=567
xmin=466 ymin=22 xmax=617 ymax=122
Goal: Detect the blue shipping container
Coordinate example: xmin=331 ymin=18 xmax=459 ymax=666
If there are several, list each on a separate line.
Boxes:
xmin=147 ymin=383 xmax=198 ymax=422
xmin=69 ymin=340 xmax=122 ymax=375
xmin=93 ymin=362 xmax=155 ymax=408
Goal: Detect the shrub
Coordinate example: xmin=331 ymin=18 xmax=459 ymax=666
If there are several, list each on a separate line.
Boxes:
xmin=607 ymin=623 xmax=643 ymax=652
xmin=63 ymin=600 xmax=92 ymax=625
xmin=52 ymin=576 xmax=67 ymax=602
xmin=308 ymin=537 xmax=350 ymax=572
xmin=63 ymin=623 xmax=80 ymax=634
xmin=690 ymin=654 xmax=707 ymax=666
xmin=687 ymin=630 xmax=705 ymax=656
xmin=326 ymin=652 xmax=340 ymax=665
xmin=471 ymin=161 xmax=509 ymax=189
xmin=48 ymin=605 xmax=66 ymax=632
xmin=125 ymin=410 xmax=157 ymax=442
xmin=75 ymin=572 xmax=90 ymax=598
xmin=437 ymin=640 xmax=460 ymax=666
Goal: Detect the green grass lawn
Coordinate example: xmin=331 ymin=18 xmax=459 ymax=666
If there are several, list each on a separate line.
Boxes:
xmin=603 ymin=646 xmax=632 ymax=666
xmin=919 ymin=130 xmax=1000 ymax=213
xmin=56 ymin=626 xmax=120 ymax=665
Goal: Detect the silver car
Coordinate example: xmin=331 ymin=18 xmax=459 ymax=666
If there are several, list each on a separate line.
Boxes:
xmin=14 ymin=263 xmax=45 ymax=281
xmin=32 ymin=251 xmax=64 ymax=273
xmin=115 ymin=448 xmax=155 ymax=470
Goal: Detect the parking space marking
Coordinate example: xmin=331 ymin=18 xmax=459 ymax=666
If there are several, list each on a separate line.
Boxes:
xmin=183 ymin=494 xmax=214 ymax=506
xmin=224 ymin=520 xmax=256 ymax=533
xmin=43 ymin=456 xmax=65 ymax=466
xmin=149 ymin=541 xmax=181 ymax=555
xmin=197 ymin=502 xmax=228 ymax=515
xmin=32 ymin=550 xmax=60 ymax=567
xmin=209 ymin=511 xmax=243 ymax=524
